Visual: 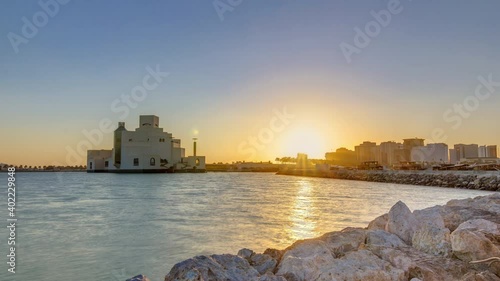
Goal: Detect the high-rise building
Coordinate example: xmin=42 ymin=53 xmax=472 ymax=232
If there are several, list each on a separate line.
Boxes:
xmin=411 ymin=143 xmax=448 ymax=163
xmin=487 ymin=145 xmax=498 ymax=158
xmin=478 ymin=145 xmax=497 ymax=158
xmin=449 ymin=149 xmax=458 ymax=164
xmin=380 ymin=141 xmax=403 ymax=166
xmin=354 ymin=141 xmax=380 ymax=163
xmin=397 ymin=138 xmax=425 ymax=162
xmin=479 ymin=146 xmax=487 ymax=158
xmin=453 ymin=144 xmax=479 ymax=160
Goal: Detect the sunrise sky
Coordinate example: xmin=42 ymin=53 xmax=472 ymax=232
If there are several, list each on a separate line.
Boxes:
xmin=1 ymin=0 xmax=499 ymax=166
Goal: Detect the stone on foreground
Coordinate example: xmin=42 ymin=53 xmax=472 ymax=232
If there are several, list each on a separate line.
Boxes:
xmin=412 ymin=206 xmax=452 ymax=257
xmin=451 ymin=219 xmax=500 ymax=276
xmin=386 ymin=201 xmax=419 ymax=245
xmin=164 ymin=254 xmax=259 ymax=281
xmin=163 ymin=194 xmax=500 ymax=281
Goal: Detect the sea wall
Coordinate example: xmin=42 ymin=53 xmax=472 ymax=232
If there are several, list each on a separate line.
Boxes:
xmin=277 ymin=169 xmax=500 ymax=191
xmin=131 ymin=193 xmax=500 ymax=281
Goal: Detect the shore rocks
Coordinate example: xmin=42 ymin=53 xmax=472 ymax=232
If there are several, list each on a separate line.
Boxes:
xmin=164 ymin=255 xmax=260 ymax=281
xmin=451 ymin=219 xmax=500 ymax=275
xmin=412 ymin=207 xmax=452 ymax=257
xmin=160 ymin=193 xmax=500 ymax=281
xmin=386 ymin=201 xmax=418 ymax=245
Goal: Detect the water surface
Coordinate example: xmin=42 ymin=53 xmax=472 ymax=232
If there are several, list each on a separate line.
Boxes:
xmin=0 ymin=172 xmax=494 ymax=280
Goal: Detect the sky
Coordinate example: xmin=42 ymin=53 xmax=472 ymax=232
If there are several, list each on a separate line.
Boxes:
xmin=1 ymin=0 xmax=499 ymax=166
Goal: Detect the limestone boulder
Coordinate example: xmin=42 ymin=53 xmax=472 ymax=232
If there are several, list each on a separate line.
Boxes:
xmin=455 ymin=219 xmax=500 ymax=235
xmin=319 ymin=227 xmax=366 ymax=257
xmin=164 ymin=254 xmax=259 ymax=281
xmin=447 ymin=193 xmax=500 ymax=215
xmin=313 ymin=250 xmax=405 ymax=281
xmin=275 ymin=240 xmax=335 ymax=281
xmin=411 ymin=205 xmax=453 ymax=257
xmin=366 ymin=230 xmax=407 ymax=249
xmin=250 ymin=254 xmax=277 ymax=275
xmin=237 ymin=248 xmax=255 ymax=260
xmin=371 ymin=246 xmax=468 ymax=281
xmin=437 ymin=205 xmax=500 ymax=232
xmin=367 ymin=213 xmax=388 ymax=231
xmin=451 ymin=220 xmax=500 ymax=275
xmin=386 ymin=201 xmax=418 ymax=244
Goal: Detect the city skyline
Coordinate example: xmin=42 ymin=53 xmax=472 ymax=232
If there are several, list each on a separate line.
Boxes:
xmin=2 ymin=128 xmax=498 ymax=166
xmin=1 ymin=1 xmax=499 ymax=166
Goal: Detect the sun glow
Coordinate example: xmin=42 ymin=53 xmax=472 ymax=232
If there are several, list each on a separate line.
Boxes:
xmin=281 ymin=127 xmax=327 ymax=159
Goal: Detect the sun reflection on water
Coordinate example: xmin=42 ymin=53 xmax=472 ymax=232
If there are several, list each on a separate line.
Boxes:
xmin=287 ymin=180 xmax=320 ymax=241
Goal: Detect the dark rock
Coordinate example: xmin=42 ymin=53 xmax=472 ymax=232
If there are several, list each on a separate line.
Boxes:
xmin=126 ymin=275 xmax=150 ymax=281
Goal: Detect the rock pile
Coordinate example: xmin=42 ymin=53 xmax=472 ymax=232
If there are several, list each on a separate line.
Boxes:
xmin=162 ymin=193 xmax=500 ymax=281
xmin=279 ymin=170 xmax=500 ymax=191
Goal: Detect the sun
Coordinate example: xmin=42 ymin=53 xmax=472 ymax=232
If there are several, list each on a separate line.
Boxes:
xmin=281 ymin=127 xmax=327 ymax=159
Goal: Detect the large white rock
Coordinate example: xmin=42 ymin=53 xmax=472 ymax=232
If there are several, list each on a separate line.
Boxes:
xmin=250 ymin=254 xmax=277 ymax=275
xmin=314 ymin=250 xmax=405 ymax=281
xmin=367 ymin=213 xmax=388 ymax=231
xmin=412 ymin=224 xmax=452 ymax=257
xmin=454 ymin=219 xmax=500 ymax=235
xmin=165 ymin=254 xmax=260 ymax=281
xmin=320 ymin=227 xmax=366 ymax=257
xmin=275 ymin=239 xmax=335 ymax=281
xmin=451 ymin=220 xmax=500 ymax=276
xmin=366 ymin=230 xmax=407 ymax=249
xmin=371 ymin=246 xmax=468 ymax=281
xmin=386 ymin=201 xmax=419 ymax=245
xmin=412 ymin=206 xmax=452 ymax=257
xmin=447 ymin=193 xmax=500 ymax=215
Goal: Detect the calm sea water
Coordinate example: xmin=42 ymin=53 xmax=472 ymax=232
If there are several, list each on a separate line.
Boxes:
xmin=0 ymin=172 xmax=494 ymax=281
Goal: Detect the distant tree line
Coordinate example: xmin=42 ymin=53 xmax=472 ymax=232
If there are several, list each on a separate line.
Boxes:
xmin=0 ymin=164 xmax=87 ymax=171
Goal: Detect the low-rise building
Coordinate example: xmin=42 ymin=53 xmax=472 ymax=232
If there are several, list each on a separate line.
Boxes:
xmin=87 ymin=115 xmax=205 ymax=173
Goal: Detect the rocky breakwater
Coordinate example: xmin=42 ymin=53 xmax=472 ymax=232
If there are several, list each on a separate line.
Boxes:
xmin=279 ymin=170 xmax=500 ymax=191
xmin=162 ymin=193 xmax=500 ymax=281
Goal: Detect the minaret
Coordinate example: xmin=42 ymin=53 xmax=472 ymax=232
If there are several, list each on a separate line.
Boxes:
xmin=193 ymin=138 xmax=197 ymax=157
xmin=114 ymin=122 xmax=127 ymax=168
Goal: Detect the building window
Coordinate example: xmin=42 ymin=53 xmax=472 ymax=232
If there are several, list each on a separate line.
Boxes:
xmin=133 ymin=158 xmax=139 ymax=166
xmin=150 ymin=158 xmax=155 ymax=166
xmin=90 ymin=162 xmax=93 ymax=169
xmin=105 ymin=161 xmax=109 ymax=168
